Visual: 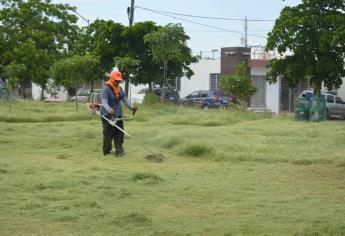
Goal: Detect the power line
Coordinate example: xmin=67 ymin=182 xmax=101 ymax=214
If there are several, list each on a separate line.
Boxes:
xmin=136 ymin=6 xmax=275 ymax=22
xmin=136 ymin=6 xmax=243 ymax=35
xmin=136 ymin=6 xmax=267 ymax=39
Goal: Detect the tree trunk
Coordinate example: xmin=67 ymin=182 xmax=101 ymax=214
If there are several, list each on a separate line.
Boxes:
xmin=313 ymin=81 xmax=322 ymax=97
xmin=21 ymin=82 xmax=27 ymax=99
xmin=75 ymin=86 xmax=79 ymax=112
xmin=40 ymin=86 xmax=45 ymax=101
xmin=125 ymin=77 xmax=129 ymax=96
xmin=90 ymin=80 xmax=94 ymax=93
xmin=162 ymin=61 xmax=168 ymax=102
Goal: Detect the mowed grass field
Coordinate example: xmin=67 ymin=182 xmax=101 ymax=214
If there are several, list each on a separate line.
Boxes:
xmin=1 ymin=100 xmax=345 ymax=236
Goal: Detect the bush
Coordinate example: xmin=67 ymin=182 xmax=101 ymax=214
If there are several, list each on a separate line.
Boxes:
xmin=228 ymin=99 xmax=248 ymax=112
xmin=143 ymin=92 xmax=160 ymax=105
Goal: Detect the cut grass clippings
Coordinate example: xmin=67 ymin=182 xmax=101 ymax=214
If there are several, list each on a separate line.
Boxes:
xmin=180 ymin=143 xmax=214 ymax=158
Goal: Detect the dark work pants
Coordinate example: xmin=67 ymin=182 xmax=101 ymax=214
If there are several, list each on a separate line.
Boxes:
xmin=101 ymin=117 xmax=124 ymax=155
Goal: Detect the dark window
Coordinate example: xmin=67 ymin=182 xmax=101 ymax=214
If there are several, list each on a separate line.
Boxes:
xmin=189 ymin=91 xmax=199 ymax=98
xmin=327 ymin=95 xmax=334 ymax=103
xmin=336 ymin=97 xmax=344 ymax=104
xmin=200 ymin=92 xmax=208 ymax=97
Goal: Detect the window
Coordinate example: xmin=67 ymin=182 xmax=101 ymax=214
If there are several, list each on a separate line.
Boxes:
xmin=200 ymin=92 xmax=208 ymax=97
xmin=336 ymin=97 xmax=344 ymax=104
xmin=172 ymin=77 xmax=181 ymax=92
xmin=327 ymin=95 xmax=334 ymax=103
xmin=209 ymin=73 xmax=221 ymax=92
xmin=189 ymin=91 xmax=199 ymax=98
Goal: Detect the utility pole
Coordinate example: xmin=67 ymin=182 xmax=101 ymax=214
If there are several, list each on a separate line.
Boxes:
xmin=73 ymin=10 xmax=94 ymax=92
xmin=127 ymin=0 xmax=135 ymax=100
xmin=211 ymin=49 xmax=218 ymax=60
xmin=128 ymin=0 xmax=135 ymax=26
xmin=244 ymin=16 xmax=248 ymax=48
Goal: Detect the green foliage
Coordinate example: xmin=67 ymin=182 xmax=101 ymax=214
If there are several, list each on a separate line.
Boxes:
xmin=122 ymin=21 xmax=161 ymax=89
xmin=228 ymin=99 xmax=249 ymax=112
xmin=266 ymin=0 xmax=345 ymax=96
xmin=45 ymin=79 xmax=59 ymax=99
xmin=144 ymin=23 xmax=198 ymax=86
xmin=50 ymin=54 xmax=101 ymax=111
xmin=0 ymin=0 xmax=79 ymax=98
xmin=77 ymin=20 xmax=124 ymax=74
xmin=143 ymin=92 xmax=161 ymax=105
xmin=220 ymin=62 xmax=256 ymax=102
xmin=114 ymin=56 xmax=139 ymax=94
xmin=51 ymin=54 xmax=101 ymax=92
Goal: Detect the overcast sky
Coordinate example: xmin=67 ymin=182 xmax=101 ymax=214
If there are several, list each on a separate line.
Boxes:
xmin=52 ymin=0 xmax=302 ymax=58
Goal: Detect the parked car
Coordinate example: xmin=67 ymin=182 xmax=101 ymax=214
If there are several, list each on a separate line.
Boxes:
xmin=132 ymin=87 xmax=180 ymax=104
xmin=179 ymin=90 xmax=230 ymax=109
xmin=300 ymin=90 xmax=345 ymax=119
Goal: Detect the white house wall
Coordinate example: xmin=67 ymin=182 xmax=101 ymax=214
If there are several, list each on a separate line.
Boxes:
xmin=180 ymin=59 xmax=220 ymax=98
xmin=32 ymin=82 xmax=68 ymax=101
xmin=337 ymin=79 xmax=345 ymax=100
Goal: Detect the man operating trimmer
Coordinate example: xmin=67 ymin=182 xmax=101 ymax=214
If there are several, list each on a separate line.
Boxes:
xmin=100 ymin=70 xmax=137 ymax=157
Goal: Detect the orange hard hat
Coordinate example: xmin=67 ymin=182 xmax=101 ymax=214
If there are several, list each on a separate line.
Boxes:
xmin=110 ymin=71 xmax=122 ymax=81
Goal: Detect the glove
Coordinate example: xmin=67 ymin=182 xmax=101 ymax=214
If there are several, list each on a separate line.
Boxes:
xmin=132 ymin=106 xmax=138 ymax=116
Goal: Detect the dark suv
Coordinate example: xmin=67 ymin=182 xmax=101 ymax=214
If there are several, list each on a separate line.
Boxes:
xmin=179 ymin=90 xmax=230 ymax=109
xmin=153 ymin=88 xmax=180 ymax=103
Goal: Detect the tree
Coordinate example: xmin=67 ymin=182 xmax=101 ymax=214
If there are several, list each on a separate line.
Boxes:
xmin=114 ymin=56 xmax=139 ymax=95
xmin=51 ymin=54 xmax=102 ymax=111
xmin=220 ymin=62 xmax=256 ymax=103
xmin=266 ymin=0 xmax=345 ymax=96
xmin=121 ymin=21 xmax=161 ymax=91
xmin=144 ymin=23 xmax=198 ymax=93
xmin=77 ymin=20 xmax=125 ymax=74
xmin=0 ymin=0 xmax=79 ymax=99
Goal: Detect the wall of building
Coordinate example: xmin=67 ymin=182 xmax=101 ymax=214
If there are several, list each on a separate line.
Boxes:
xmin=32 ymin=82 xmax=68 ymax=101
xmin=180 ymin=59 xmax=220 ymax=98
xmin=221 ymin=47 xmax=250 ymax=76
xmin=338 ymin=83 xmax=345 ymax=100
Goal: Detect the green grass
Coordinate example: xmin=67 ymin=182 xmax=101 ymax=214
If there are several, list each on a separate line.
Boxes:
xmin=1 ymin=100 xmax=345 ymax=235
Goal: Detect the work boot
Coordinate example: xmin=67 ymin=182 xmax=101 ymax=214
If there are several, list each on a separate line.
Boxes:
xmin=115 ymin=147 xmax=124 ymax=157
xmin=103 ymin=152 xmax=111 ymax=157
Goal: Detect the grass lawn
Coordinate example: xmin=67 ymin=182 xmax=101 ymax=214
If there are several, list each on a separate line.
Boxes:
xmin=1 ymin=100 xmax=345 ymax=236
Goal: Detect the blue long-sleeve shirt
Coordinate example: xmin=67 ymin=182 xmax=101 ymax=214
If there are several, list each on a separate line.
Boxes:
xmin=100 ymin=85 xmax=134 ymax=118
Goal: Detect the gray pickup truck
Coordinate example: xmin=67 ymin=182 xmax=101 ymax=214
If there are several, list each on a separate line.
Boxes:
xmin=301 ymin=90 xmax=345 ymax=119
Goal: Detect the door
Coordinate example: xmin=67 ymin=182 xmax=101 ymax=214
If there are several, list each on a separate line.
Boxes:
xmin=326 ymin=95 xmax=336 ymax=116
xmin=250 ymin=76 xmax=266 ymax=107
xmin=335 ymin=96 xmax=345 ymax=117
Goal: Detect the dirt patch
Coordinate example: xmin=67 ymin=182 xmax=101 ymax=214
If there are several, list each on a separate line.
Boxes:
xmin=145 ymin=153 xmax=164 ymax=163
